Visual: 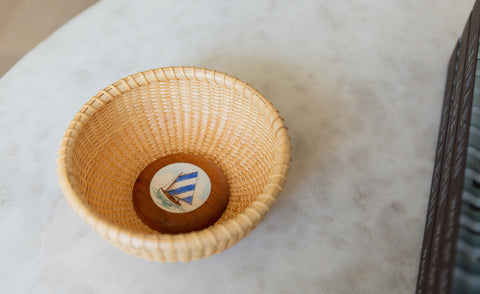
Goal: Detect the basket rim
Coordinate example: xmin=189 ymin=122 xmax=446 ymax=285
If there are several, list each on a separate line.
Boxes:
xmin=57 ymin=66 xmax=291 ymax=261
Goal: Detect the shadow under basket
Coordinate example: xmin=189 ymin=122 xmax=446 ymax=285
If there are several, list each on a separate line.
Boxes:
xmin=57 ymin=66 xmax=291 ymax=262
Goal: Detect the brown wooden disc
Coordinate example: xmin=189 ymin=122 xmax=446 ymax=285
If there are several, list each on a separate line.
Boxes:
xmin=132 ymin=153 xmax=229 ymax=234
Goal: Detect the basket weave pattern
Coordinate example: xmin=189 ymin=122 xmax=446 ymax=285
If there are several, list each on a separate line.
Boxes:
xmin=57 ymin=67 xmax=291 ymax=262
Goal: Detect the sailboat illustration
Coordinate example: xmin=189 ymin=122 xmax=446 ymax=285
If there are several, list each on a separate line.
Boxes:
xmin=161 ymin=171 xmax=198 ymax=206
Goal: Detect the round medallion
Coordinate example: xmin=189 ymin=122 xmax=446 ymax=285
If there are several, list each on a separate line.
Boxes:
xmin=149 ymin=162 xmax=211 ymax=213
xmin=132 ymin=153 xmax=229 ymax=234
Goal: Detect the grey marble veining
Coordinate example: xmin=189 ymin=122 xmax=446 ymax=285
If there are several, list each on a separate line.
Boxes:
xmin=0 ymin=0 xmax=475 ymax=293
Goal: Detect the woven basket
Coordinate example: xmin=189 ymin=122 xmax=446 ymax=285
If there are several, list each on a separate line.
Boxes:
xmin=57 ymin=66 xmax=291 ymax=262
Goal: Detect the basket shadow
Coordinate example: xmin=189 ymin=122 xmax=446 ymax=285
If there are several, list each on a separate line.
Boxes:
xmin=194 ymin=56 xmax=353 ymax=209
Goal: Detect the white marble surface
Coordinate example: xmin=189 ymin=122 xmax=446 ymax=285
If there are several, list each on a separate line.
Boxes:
xmin=0 ymin=0 xmax=476 ymax=293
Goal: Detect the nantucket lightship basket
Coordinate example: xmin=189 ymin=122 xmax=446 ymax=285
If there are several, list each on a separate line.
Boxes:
xmin=57 ymin=66 xmax=291 ymax=262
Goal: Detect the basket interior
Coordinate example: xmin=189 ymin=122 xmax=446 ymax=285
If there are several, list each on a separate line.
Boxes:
xmin=70 ymin=78 xmax=279 ymax=234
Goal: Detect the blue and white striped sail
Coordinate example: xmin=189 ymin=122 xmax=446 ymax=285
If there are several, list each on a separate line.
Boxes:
xmin=166 ymin=172 xmax=198 ymax=204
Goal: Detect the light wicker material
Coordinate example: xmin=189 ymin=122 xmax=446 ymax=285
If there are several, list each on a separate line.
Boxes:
xmin=57 ymin=66 xmax=291 ymax=262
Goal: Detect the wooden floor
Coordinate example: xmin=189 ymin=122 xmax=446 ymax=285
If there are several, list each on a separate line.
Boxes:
xmin=0 ymin=0 xmax=97 ymax=77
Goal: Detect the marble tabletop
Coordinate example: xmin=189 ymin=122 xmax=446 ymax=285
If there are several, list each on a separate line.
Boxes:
xmin=0 ymin=0 xmax=476 ymax=293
